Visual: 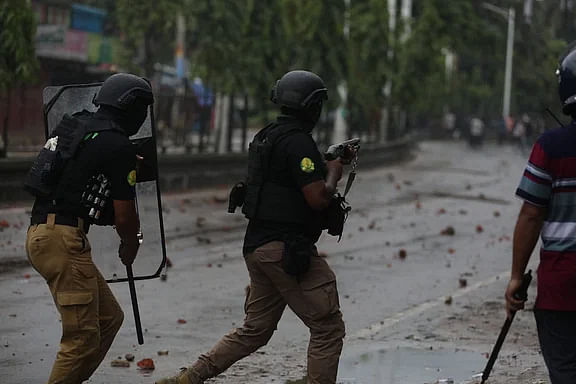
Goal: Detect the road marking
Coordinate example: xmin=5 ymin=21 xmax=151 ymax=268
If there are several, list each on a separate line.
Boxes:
xmin=352 ymin=271 xmax=510 ymax=339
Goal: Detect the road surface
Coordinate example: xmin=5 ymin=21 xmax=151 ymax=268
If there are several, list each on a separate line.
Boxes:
xmin=0 ymin=141 xmax=549 ymax=383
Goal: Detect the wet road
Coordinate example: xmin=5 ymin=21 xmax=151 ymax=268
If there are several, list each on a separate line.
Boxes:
xmin=0 ymin=141 xmax=549 ymax=383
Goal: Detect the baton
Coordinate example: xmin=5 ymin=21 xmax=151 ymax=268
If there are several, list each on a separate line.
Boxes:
xmin=480 ymin=270 xmax=532 ymax=384
xmin=126 ymin=263 xmax=144 ymax=345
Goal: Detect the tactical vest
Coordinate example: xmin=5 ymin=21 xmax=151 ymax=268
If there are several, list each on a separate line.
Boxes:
xmin=25 ymin=110 xmax=123 ymax=199
xmin=242 ymin=122 xmax=314 ymax=224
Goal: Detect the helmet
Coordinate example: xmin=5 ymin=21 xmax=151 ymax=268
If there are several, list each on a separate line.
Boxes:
xmin=270 ymin=70 xmax=328 ymax=110
xmin=93 ymin=73 xmax=154 ymax=110
xmin=558 ymin=44 xmax=576 ymax=115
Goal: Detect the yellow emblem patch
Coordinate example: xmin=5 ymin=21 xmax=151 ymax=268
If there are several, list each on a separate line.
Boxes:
xmin=127 ymin=170 xmax=137 ymax=186
xmin=300 ymin=157 xmax=315 ymax=173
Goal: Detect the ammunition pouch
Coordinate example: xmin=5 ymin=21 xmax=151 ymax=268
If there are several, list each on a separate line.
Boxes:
xmin=282 ymin=235 xmax=315 ymax=277
xmin=81 ymin=174 xmax=115 ymax=226
xmin=320 ymin=194 xmax=351 ymax=241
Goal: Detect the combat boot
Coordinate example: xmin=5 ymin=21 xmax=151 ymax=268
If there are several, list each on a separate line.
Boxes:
xmin=155 ymin=367 xmax=202 ymax=384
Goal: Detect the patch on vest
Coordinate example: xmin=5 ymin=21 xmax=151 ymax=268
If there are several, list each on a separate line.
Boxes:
xmin=127 ymin=170 xmax=137 ymax=186
xmin=300 ymin=157 xmax=315 ymax=173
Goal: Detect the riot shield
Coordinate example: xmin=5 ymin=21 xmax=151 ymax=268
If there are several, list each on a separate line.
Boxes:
xmin=43 ymin=84 xmax=167 ymax=283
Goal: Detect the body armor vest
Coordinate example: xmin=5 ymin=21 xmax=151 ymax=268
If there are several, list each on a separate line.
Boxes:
xmin=242 ymin=122 xmax=315 ymax=224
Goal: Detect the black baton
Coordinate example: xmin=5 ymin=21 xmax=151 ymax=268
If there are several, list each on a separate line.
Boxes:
xmin=481 ymin=270 xmax=532 ymax=384
xmin=126 ymin=264 xmax=144 ymax=345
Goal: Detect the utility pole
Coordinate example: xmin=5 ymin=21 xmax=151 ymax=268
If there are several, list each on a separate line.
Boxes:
xmin=173 ymin=13 xmax=186 ymax=150
xmin=333 ymin=0 xmax=350 ymax=144
xmin=483 ymin=3 xmax=515 ymax=122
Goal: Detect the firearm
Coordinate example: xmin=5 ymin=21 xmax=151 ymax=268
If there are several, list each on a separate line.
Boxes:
xmin=324 ymin=138 xmax=360 ymax=161
xmin=228 ymin=181 xmax=247 ymax=213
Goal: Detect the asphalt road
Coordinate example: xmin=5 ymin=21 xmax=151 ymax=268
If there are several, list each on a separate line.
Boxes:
xmin=0 ymin=141 xmax=550 ymax=384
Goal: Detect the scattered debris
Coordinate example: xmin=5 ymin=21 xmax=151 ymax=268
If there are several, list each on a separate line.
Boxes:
xmin=493 ymin=210 xmax=501 ymax=217
xmin=177 ymin=319 xmax=187 ymax=324
xmin=395 ymin=184 xmax=402 ymax=191
xmin=398 ymin=249 xmax=407 ymax=260
xmin=448 ymin=248 xmax=455 ymax=254
xmin=476 ymin=225 xmax=484 ymax=233
xmin=166 ymin=257 xmax=173 ymax=268
xmin=196 ymin=217 xmax=206 ymax=228
xmin=137 ymin=358 xmax=155 ymax=370
xmin=444 ymin=296 xmax=453 ymax=305
xmin=160 ymin=274 xmax=167 ymax=282
xmin=441 ymin=226 xmax=455 ymax=236
xmin=368 ymin=220 xmax=376 ymax=230
xmin=415 ymin=201 xmax=422 ymax=210
xmin=0 ymin=220 xmax=10 ymax=229
xmin=403 ymin=180 xmax=413 ymax=186
xmin=197 ymin=236 xmax=212 ymax=244
xmin=437 ymin=208 xmax=447 ymax=215
xmin=125 ymin=353 xmax=135 ymax=362
xmin=157 ymin=350 xmax=169 ymax=356
xmin=459 ymin=278 xmax=468 ymax=288
xmin=458 ymin=209 xmax=468 ymax=215
xmin=358 ymin=226 xmax=365 ymax=232
xmin=111 ymin=360 xmax=130 ymax=368
xmin=387 ymin=173 xmax=395 ymax=182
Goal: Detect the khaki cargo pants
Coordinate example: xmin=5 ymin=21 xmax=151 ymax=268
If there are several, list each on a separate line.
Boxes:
xmin=189 ymin=241 xmax=346 ymax=384
xmin=26 ymin=214 xmax=124 ymax=384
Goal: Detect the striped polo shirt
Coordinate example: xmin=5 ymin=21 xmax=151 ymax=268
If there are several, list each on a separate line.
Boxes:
xmin=516 ymin=123 xmax=576 ymax=310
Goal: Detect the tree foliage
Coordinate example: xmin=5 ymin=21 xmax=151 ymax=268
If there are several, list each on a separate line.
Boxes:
xmin=110 ymin=0 xmax=576 ymax=135
xmin=116 ymin=0 xmax=182 ymax=77
xmin=0 ymin=0 xmax=38 ymax=92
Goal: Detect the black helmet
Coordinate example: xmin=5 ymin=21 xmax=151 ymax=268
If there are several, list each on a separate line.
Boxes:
xmin=94 ymin=73 xmax=154 ymax=110
xmin=270 ymin=70 xmax=328 ymax=110
xmin=558 ymin=44 xmax=576 ymax=115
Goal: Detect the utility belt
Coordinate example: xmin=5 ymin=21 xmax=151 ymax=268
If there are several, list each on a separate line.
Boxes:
xmin=30 ymin=213 xmax=89 ymax=233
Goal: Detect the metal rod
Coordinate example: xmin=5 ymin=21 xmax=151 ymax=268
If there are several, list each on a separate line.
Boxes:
xmin=481 ymin=314 xmax=515 ymax=383
xmin=546 ymin=107 xmax=565 ymax=128
xmin=126 ymin=265 xmax=144 ymax=345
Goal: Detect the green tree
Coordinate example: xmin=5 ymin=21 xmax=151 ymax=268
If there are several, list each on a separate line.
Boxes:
xmin=347 ymin=0 xmax=389 ymax=138
xmin=186 ymin=0 xmax=346 ymax=119
xmin=116 ymin=0 xmax=182 ymax=77
xmin=0 ymin=0 xmax=38 ymax=157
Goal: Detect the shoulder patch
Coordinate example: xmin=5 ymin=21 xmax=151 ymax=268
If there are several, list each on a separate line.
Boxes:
xmin=300 ymin=157 xmax=315 ymax=173
xmin=127 ymin=170 xmax=137 ymax=186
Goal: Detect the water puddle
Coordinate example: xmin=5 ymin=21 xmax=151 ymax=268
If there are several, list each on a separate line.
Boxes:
xmin=287 ymin=346 xmax=484 ymax=384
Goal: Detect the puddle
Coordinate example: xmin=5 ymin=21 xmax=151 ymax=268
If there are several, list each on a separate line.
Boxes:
xmin=287 ymin=347 xmax=484 ymax=384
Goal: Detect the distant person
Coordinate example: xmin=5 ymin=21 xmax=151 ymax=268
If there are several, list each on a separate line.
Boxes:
xmin=468 ymin=116 xmax=484 ymax=148
xmin=24 ymin=74 xmax=152 ymax=383
xmin=497 ymin=116 xmax=508 ymax=145
xmin=513 ymin=114 xmax=532 ymax=155
xmin=506 ymin=45 xmax=576 ymax=384
xmin=157 ymin=70 xmax=356 ymax=384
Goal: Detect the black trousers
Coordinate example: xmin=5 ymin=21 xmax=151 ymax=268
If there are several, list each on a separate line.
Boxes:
xmin=534 ymin=310 xmax=576 ymax=384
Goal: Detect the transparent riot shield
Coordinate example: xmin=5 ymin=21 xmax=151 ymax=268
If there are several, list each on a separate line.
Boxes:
xmin=43 ymin=84 xmax=167 ymax=283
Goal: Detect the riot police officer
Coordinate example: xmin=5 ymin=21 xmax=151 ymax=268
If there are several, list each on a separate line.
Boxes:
xmin=506 ymin=45 xmax=576 ymax=384
xmin=158 ymin=70 xmax=350 ymax=384
xmin=25 ymin=73 xmax=153 ymax=383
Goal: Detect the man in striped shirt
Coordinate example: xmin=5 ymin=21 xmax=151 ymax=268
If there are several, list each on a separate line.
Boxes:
xmin=507 ymin=45 xmax=576 ymax=384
